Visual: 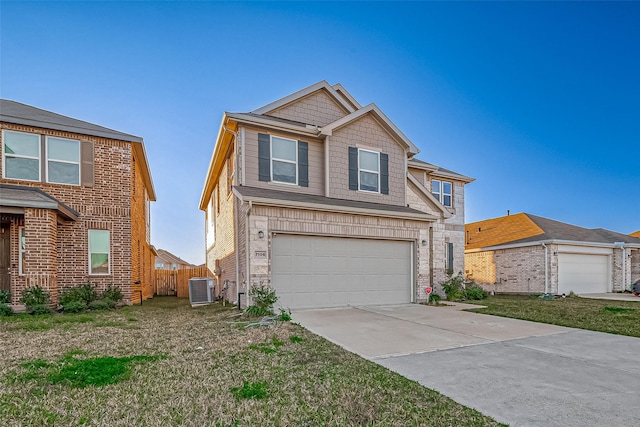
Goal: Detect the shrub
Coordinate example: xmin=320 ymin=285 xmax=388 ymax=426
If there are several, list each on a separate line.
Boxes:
xmin=63 ymin=301 xmax=87 ymax=313
xmin=464 ymin=285 xmax=488 ymax=300
xmin=278 ymin=308 xmax=292 ymax=321
xmin=76 ymin=283 xmax=98 ymax=305
xmin=101 ymin=298 xmax=117 ymax=309
xmin=60 ymin=288 xmax=83 ymax=306
xmin=88 ymin=300 xmax=112 ymax=311
xmin=31 ymin=304 xmax=52 ymax=315
xmin=245 ymin=305 xmax=272 ymax=317
xmin=0 ymin=304 xmax=13 ymax=316
xmin=248 ymin=283 xmax=278 ymax=315
xmin=0 ymin=289 xmax=10 ymax=304
xmin=441 ymin=272 xmax=466 ymax=301
xmin=428 ymin=293 xmax=442 ymax=303
xmin=101 ymin=285 xmax=123 ymax=302
xmin=20 ymin=286 xmax=50 ymax=309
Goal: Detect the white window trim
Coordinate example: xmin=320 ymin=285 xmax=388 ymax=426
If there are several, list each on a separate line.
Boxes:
xmin=2 ymin=130 xmax=41 ymax=182
xmin=357 ymin=148 xmax=380 ymax=193
xmin=88 ymin=229 xmax=110 ymax=275
xmin=270 ymin=135 xmax=298 ymax=185
xmin=432 ymin=179 xmax=453 ymax=207
xmin=45 ymin=136 xmax=80 ymax=185
xmin=19 ymin=226 xmax=26 ymax=275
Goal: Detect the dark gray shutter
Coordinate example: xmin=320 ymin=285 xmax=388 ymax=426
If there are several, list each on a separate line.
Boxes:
xmin=348 ymin=147 xmax=358 ymax=190
xmin=258 ymin=133 xmax=270 ymax=182
xmin=81 ymin=140 xmax=94 ymax=187
xmin=380 ymin=153 xmax=389 ymax=195
xmin=447 ymin=242 xmax=454 ymax=275
xmin=298 ymin=141 xmax=308 ymax=187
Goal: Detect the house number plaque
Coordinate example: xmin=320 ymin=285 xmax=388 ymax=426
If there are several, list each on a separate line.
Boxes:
xmin=254 ymin=251 xmax=267 ymax=258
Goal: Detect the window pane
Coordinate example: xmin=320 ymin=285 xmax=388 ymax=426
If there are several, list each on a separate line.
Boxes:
xmin=359 ymin=150 xmax=379 ymax=171
xmin=48 ymin=137 xmax=79 ymax=162
xmin=443 ymin=195 xmax=452 ymax=207
xmin=89 ymin=230 xmax=110 ymax=252
xmin=272 ymin=137 xmax=296 ymax=161
xmin=360 ymin=171 xmax=379 ymax=192
xmin=443 ymin=181 xmax=452 ymax=195
xmin=5 ymin=157 xmax=39 ymax=180
xmin=91 ymin=254 xmax=109 ymax=274
xmin=431 ymin=180 xmax=441 ymax=194
xmin=48 ymin=161 xmax=79 ymax=184
xmin=273 ymin=160 xmax=296 ymax=183
xmin=4 ymin=132 xmax=40 ymax=157
xmin=20 ymin=228 xmax=26 ymax=275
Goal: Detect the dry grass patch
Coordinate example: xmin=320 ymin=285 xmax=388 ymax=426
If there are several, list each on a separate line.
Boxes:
xmin=1 ymin=297 xmax=504 ymax=426
xmin=469 ymin=294 xmax=640 ymax=337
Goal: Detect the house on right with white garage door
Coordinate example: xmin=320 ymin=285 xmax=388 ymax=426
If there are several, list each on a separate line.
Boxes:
xmin=465 ymin=213 xmax=640 ymax=295
xmin=199 ymin=81 xmax=474 ymax=310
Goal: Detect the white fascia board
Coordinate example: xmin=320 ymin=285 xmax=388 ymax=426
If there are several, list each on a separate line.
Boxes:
xmin=232 ymin=188 xmax=436 ymax=222
xmin=407 ymin=173 xmax=451 ymax=218
xmin=251 ymin=81 xmax=355 ymax=115
xmin=408 ymin=160 xmax=438 ymax=172
xmin=321 ymin=103 xmax=419 ymax=154
xmin=227 ymin=113 xmax=321 ymax=137
xmin=430 ymin=169 xmax=475 ymax=184
xmin=478 ymin=239 xmax=640 ymax=252
xmin=199 ymin=114 xmax=228 ymax=210
xmin=332 ymin=83 xmax=362 ymax=109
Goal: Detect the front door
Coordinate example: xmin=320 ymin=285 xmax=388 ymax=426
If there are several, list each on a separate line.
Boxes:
xmin=0 ymin=223 xmax=10 ymax=292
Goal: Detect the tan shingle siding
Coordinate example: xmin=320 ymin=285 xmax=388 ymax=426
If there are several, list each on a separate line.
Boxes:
xmin=266 ymin=89 xmax=349 ymax=127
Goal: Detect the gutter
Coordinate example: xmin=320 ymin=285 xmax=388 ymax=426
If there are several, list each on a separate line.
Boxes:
xmin=475 ymin=239 xmax=640 ymax=252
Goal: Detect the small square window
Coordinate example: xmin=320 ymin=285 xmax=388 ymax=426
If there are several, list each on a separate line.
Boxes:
xmin=431 ymin=179 xmax=453 ymax=207
xmin=47 ymin=136 xmax=80 ymax=185
xmin=2 ymin=130 xmax=41 ymax=181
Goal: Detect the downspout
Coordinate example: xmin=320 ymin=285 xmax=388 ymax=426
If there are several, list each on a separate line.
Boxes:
xmin=542 ymin=243 xmax=549 ymax=295
xmin=245 ymin=200 xmax=253 ymax=307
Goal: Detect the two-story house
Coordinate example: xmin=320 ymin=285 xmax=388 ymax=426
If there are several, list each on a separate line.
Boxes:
xmin=199 ymin=81 xmax=473 ymax=309
xmin=0 ymin=99 xmax=156 ymax=306
xmin=155 ymin=248 xmax=195 ymax=270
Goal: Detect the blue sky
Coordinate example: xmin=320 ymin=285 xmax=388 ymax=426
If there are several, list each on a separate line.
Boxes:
xmin=2 ymin=1 xmax=638 ymax=264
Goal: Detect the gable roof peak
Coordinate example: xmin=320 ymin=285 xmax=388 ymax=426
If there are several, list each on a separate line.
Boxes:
xmin=251 ymin=80 xmax=357 ymax=116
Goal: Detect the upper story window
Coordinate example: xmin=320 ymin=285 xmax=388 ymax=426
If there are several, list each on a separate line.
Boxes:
xmin=2 ymin=130 xmax=82 ymax=185
xmin=348 ymin=146 xmax=389 ymax=195
xmin=271 ymin=136 xmax=297 ymax=184
xmin=358 ymin=149 xmax=380 ymax=192
xmin=46 ymin=136 xmax=80 ymax=185
xmin=431 ymin=179 xmax=452 ymax=207
xmin=258 ymin=133 xmax=308 ymax=187
xmin=3 ymin=130 xmax=41 ymax=181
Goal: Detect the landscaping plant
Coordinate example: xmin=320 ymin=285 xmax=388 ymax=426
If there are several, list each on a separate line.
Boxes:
xmin=19 ymin=285 xmax=50 ymax=312
xmin=441 ymin=272 xmax=466 ymax=301
xmin=247 ymin=283 xmax=278 ymax=315
xmin=0 ymin=303 xmax=13 ymax=316
xmin=0 ymin=289 xmax=10 ymax=304
xmin=101 ymin=284 xmax=124 ymax=303
xmin=464 ymin=285 xmax=488 ymax=300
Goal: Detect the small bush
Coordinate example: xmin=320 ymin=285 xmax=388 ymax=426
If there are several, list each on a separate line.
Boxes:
xmin=0 ymin=289 xmax=10 ymax=304
xmin=464 ymin=285 xmax=488 ymax=300
xmin=60 ymin=288 xmax=83 ymax=306
xmin=63 ymin=301 xmax=87 ymax=313
xmin=245 ymin=305 xmax=272 ymax=317
xmin=31 ymin=304 xmax=52 ymax=315
xmin=0 ymin=304 xmax=13 ymax=316
xmin=428 ymin=293 xmax=442 ymax=303
xmin=248 ymin=283 xmax=278 ymax=314
xmin=278 ymin=308 xmax=291 ymax=321
xmin=101 ymin=285 xmax=123 ymax=302
xmin=88 ymin=300 xmax=112 ymax=311
xmin=76 ymin=283 xmax=99 ymax=305
xmin=20 ymin=286 xmax=50 ymax=309
xmin=102 ymin=298 xmax=117 ymax=309
xmin=441 ymin=272 xmax=466 ymax=301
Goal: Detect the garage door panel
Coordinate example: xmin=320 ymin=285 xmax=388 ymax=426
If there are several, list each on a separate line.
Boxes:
xmin=272 ymin=235 xmax=412 ymax=309
xmin=558 ymin=253 xmax=609 ymax=294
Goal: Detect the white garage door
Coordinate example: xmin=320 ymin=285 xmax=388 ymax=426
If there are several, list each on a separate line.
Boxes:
xmin=271 ymin=234 xmax=413 ymax=309
xmin=558 ymin=253 xmax=610 ymax=294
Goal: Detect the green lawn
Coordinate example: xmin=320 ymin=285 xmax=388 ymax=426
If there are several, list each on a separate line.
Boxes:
xmin=468 ymin=294 xmax=640 ymax=337
xmin=1 ymin=297 xmax=504 ymax=426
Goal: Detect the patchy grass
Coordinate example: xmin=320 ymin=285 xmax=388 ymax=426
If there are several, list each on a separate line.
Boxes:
xmin=469 ymin=294 xmax=640 ymax=337
xmin=1 ymin=297 xmax=504 ymax=426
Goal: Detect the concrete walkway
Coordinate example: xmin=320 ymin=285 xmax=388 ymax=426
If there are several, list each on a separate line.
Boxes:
xmin=578 ymin=292 xmax=640 ymax=302
xmin=293 ymin=304 xmax=640 ymax=427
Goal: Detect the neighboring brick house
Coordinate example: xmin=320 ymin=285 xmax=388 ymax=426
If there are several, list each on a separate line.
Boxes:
xmin=0 ymin=99 xmax=156 ymax=306
xmin=199 ymin=81 xmax=473 ymax=309
xmin=465 ymin=213 xmax=640 ymax=295
xmin=155 ymin=248 xmax=195 ymax=270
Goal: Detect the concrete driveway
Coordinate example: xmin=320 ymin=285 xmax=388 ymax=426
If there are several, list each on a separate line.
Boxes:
xmin=293 ymin=304 xmax=640 ymax=427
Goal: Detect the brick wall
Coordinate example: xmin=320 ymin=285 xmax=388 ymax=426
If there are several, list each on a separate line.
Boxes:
xmin=1 ymin=122 xmax=152 ymax=304
xmin=130 ymin=154 xmax=154 ymax=300
xmin=266 ymin=89 xmax=349 ymax=127
xmin=632 ymin=250 xmax=640 ymax=283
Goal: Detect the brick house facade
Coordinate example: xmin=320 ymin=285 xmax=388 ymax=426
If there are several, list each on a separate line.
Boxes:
xmin=0 ymin=100 xmax=156 ymax=306
xmin=465 ymin=213 xmax=640 ymax=295
xmin=200 ymin=81 xmax=473 ymax=309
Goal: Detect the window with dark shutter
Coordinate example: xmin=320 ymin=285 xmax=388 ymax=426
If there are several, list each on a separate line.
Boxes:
xmin=380 ymin=153 xmax=389 ymax=195
xmin=348 ymin=147 xmax=358 ymax=190
xmin=258 ymin=133 xmax=270 ymax=182
xmin=446 ymin=242 xmax=454 ymax=275
xmin=81 ymin=140 xmax=94 ymax=187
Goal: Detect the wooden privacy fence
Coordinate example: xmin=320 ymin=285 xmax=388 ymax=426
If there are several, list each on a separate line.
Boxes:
xmin=155 ymin=267 xmax=213 ymax=298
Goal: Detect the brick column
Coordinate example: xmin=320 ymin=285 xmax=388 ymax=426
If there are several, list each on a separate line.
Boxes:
xmin=23 ymin=208 xmax=58 ymax=305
